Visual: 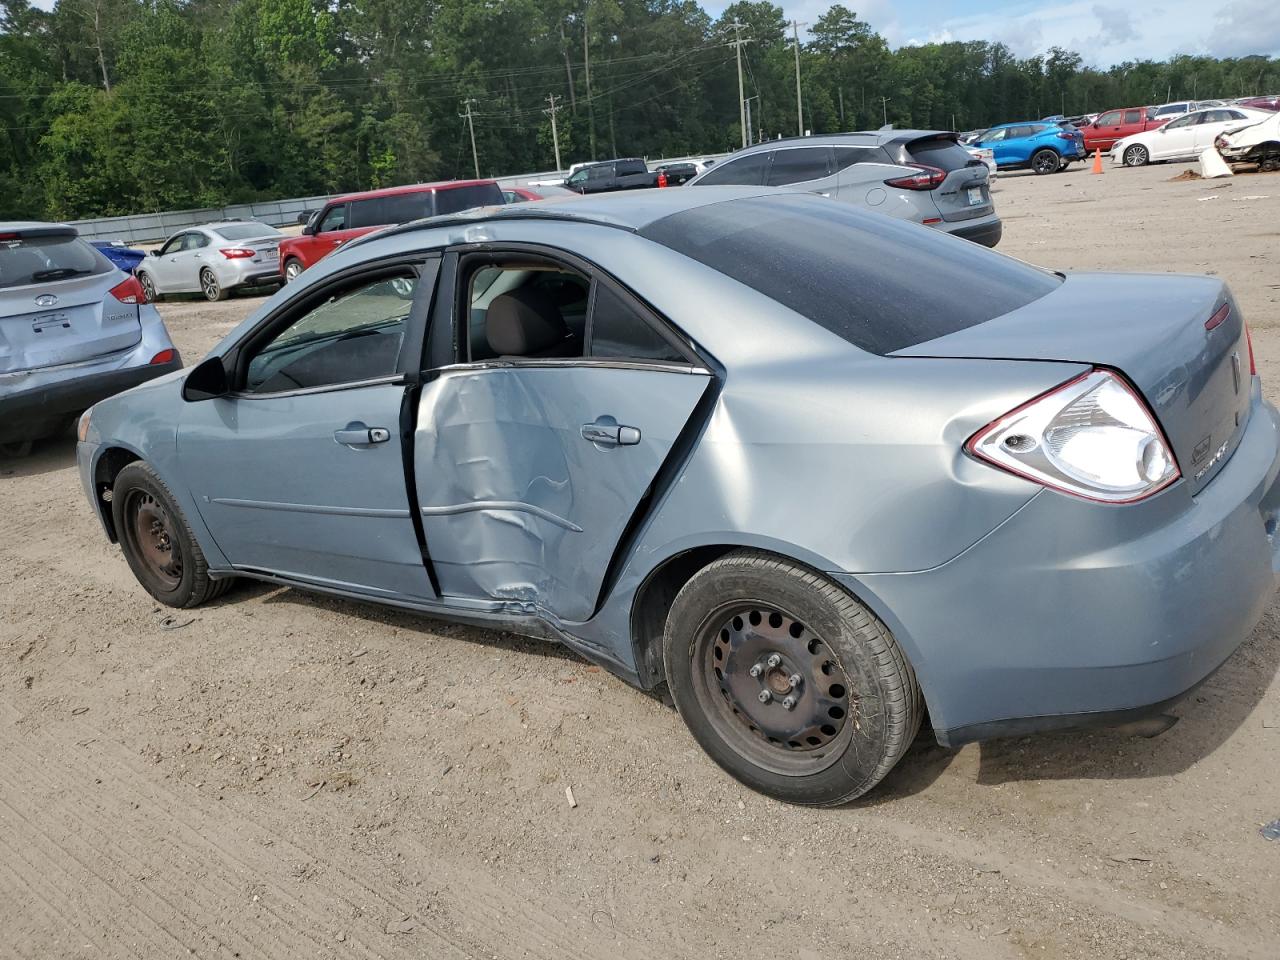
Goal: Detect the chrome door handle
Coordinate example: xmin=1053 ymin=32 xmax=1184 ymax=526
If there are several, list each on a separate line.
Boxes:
xmin=581 ymin=421 xmax=640 ymax=447
xmin=335 ymin=425 xmax=390 ymax=445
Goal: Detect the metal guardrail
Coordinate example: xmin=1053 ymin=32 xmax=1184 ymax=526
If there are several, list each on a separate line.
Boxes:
xmin=71 ymin=152 xmax=732 ymax=245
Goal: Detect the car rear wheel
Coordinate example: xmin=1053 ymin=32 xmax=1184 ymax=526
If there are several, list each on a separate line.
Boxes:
xmin=200 ymin=267 xmax=227 ymax=302
xmin=662 ymin=550 xmax=922 ymax=805
xmin=138 ymin=271 xmax=158 ymax=303
xmin=113 ymin=461 xmax=233 ymax=608
xmin=1123 ymin=144 xmax=1149 ymax=167
xmin=1031 ymin=149 xmax=1060 ymax=175
xmin=284 ymin=259 xmax=303 ymax=282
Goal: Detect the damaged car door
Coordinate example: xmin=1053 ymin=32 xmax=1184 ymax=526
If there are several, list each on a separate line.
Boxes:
xmin=415 ymin=249 xmax=712 ymax=623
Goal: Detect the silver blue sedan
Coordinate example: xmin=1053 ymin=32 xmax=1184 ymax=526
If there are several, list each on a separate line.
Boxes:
xmin=76 ymin=188 xmax=1280 ymax=804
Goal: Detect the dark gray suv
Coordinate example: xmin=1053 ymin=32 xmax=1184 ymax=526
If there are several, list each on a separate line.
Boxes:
xmin=687 ymin=130 xmax=1002 ymax=247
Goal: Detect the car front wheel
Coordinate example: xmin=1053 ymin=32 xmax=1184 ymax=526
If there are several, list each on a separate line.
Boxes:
xmin=1030 ymin=149 xmax=1060 ymax=175
xmin=663 ymin=550 xmax=922 ymax=805
xmin=112 ymin=461 xmax=233 ymax=608
xmin=284 ymin=259 xmax=304 ymax=282
xmin=1123 ymin=144 xmax=1149 ymax=167
xmin=138 ymin=271 xmax=158 ymax=303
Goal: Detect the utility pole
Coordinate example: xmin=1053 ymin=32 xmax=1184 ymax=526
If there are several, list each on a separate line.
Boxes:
xmin=583 ymin=8 xmax=596 ymax=160
xmin=544 ymin=94 xmax=564 ymax=170
xmin=461 ymin=99 xmax=479 ymax=178
xmin=744 ymin=96 xmax=758 ymax=146
xmin=730 ymin=20 xmax=748 ymax=148
xmin=838 ymin=88 xmax=845 ymax=126
xmin=880 ymin=97 xmax=891 ymax=127
xmin=791 ymin=20 xmax=805 ymax=137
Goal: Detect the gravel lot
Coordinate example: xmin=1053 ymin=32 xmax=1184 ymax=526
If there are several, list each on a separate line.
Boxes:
xmin=3 ymin=163 xmax=1279 ymax=960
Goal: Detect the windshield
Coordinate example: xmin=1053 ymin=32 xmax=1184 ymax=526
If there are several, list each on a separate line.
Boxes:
xmin=213 ymin=222 xmax=281 ymax=241
xmin=0 ymin=233 xmax=114 ymax=290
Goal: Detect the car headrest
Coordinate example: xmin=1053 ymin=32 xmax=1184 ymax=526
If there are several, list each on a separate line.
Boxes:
xmin=486 ymin=287 xmax=570 ymax=357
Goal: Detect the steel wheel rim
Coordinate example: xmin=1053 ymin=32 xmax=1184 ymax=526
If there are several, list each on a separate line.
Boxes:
xmin=201 ymin=270 xmax=219 ymax=300
xmin=692 ymin=602 xmax=856 ymax=776
xmin=127 ymin=490 xmax=183 ymax=590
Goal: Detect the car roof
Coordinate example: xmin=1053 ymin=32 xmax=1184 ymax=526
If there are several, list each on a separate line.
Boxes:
xmin=0 ymin=221 xmax=76 ymax=233
xmin=331 ymin=179 xmax=498 ymax=203
xmin=719 ymin=130 xmax=955 ymax=156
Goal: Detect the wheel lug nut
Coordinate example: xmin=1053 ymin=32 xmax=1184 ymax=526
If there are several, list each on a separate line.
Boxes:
xmin=782 ymin=696 xmax=797 ymax=710
xmin=788 ymin=674 xmax=802 ymax=690
xmin=749 ymin=663 xmax=764 ymax=678
xmin=767 ymin=654 xmax=782 ymax=668
xmin=758 ymin=690 xmax=772 ymax=704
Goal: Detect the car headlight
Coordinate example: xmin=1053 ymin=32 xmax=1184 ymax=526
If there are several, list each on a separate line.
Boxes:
xmin=77 ymin=408 xmax=93 ymax=443
xmin=966 ymin=369 xmax=1179 ymax=503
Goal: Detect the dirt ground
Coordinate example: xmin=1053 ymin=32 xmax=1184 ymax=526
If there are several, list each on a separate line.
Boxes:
xmin=3 ymin=163 xmax=1280 ymax=960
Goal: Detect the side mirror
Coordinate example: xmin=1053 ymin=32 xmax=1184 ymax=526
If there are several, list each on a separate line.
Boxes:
xmin=302 ymin=222 xmax=316 ymax=235
xmin=181 ymin=355 xmax=230 ymax=402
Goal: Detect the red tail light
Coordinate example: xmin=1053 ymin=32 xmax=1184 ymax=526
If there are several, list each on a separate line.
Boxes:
xmin=109 ymin=275 xmax=147 ymax=304
xmin=149 ymin=349 xmax=175 ymax=365
xmin=884 ymin=163 xmax=946 ymax=190
xmin=1056 ymin=132 xmax=1075 ymax=140
xmin=1247 ymin=323 xmax=1257 ymax=376
xmin=220 ymin=247 xmax=255 ymax=259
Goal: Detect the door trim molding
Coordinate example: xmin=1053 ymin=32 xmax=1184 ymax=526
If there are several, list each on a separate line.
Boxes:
xmin=419 ymin=500 xmax=584 ymax=532
xmin=211 ymin=497 xmax=411 ymax=519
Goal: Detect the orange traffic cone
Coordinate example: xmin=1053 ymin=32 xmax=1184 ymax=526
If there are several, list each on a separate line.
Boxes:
xmin=657 ymin=170 xmax=668 ymax=188
xmin=1091 ymin=147 xmax=1103 ymax=174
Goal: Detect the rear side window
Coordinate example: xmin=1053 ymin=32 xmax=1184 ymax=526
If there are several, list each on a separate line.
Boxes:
xmin=434 ymin=183 xmax=504 ymax=215
xmin=589 ymin=284 xmax=685 ymax=363
xmin=0 ymin=233 xmax=113 ymax=289
xmin=1123 ymin=109 xmax=1143 ymax=124
xmin=616 ymin=159 xmax=647 ymax=176
xmin=833 ymin=147 xmax=878 ymax=170
xmin=640 ymin=195 xmax=1061 ymax=356
xmin=694 ymin=152 xmax=770 ymax=186
xmin=905 ymin=136 xmax=979 ymax=171
xmin=767 ymin=147 xmax=831 ymax=186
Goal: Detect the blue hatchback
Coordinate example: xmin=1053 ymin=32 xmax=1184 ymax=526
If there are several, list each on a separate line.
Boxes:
xmin=972 ymin=121 xmax=1086 ymax=175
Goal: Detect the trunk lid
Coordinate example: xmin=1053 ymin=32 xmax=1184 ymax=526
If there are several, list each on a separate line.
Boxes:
xmin=0 ymin=270 xmax=141 ymax=373
xmin=896 ymin=273 xmax=1251 ymax=496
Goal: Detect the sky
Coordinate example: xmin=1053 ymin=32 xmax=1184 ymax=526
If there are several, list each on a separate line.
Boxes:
xmin=706 ymin=0 xmax=1280 ymax=67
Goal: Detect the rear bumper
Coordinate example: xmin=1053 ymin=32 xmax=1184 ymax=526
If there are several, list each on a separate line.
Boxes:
xmin=216 ymin=259 xmax=282 ymax=289
xmin=836 ymin=384 xmax=1280 ymax=746
xmin=0 ymin=355 xmax=181 ymax=443
xmin=944 ymin=217 xmax=1003 ymax=248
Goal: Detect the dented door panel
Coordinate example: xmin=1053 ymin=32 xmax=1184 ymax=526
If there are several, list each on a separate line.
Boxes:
xmin=415 ymin=363 xmax=710 ymax=622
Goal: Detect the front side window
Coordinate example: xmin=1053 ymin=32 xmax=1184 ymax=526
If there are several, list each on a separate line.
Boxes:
xmin=318 ymin=205 xmax=348 ymax=233
xmin=1164 ymin=114 xmax=1197 ymax=129
xmin=159 ymin=234 xmax=186 ymax=255
xmin=695 ymin=152 xmax=770 ymax=186
xmin=1096 ymin=111 xmax=1122 ymax=126
xmin=766 ymin=147 xmax=832 ymax=186
xmin=244 ymin=272 xmax=417 ymax=393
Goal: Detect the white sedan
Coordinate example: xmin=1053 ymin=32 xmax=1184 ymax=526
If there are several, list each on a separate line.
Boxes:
xmin=1111 ymin=107 xmax=1272 ymax=167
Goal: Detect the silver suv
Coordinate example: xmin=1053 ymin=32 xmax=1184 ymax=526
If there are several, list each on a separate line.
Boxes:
xmin=0 ymin=223 xmax=180 ymax=455
xmin=686 ymin=130 xmax=1002 ymax=247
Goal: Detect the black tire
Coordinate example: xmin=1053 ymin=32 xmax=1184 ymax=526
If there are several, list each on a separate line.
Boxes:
xmin=1030 ymin=148 xmax=1060 ymax=175
xmin=200 ymin=267 xmax=227 ymax=302
xmin=112 ymin=461 xmax=233 ymax=608
xmin=663 ymin=550 xmax=921 ymax=806
xmin=1123 ymin=144 xmax=1149 ymax=167
xmin=137 ymin=270 xmax=158 ymax=303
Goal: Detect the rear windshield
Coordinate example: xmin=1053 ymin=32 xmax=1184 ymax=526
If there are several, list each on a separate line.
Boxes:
xmin=905 ymin=136 xmax=982 ymax=172
xmin=435 ymin=183 xmax=504 ymax=216
xmin=0 ymin=233 xmax=113 ymax=290
xmin=214 ymin=222 xmax=281 ymax=241
xmin=640 ymin=195 xmax=1061 ymax=356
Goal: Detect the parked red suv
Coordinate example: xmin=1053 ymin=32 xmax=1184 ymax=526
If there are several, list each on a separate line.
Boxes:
xmin=1078 ymin=107 xmax=1169 ymax=153
xmin=279 ymin=179 xmax=504 ymax=281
